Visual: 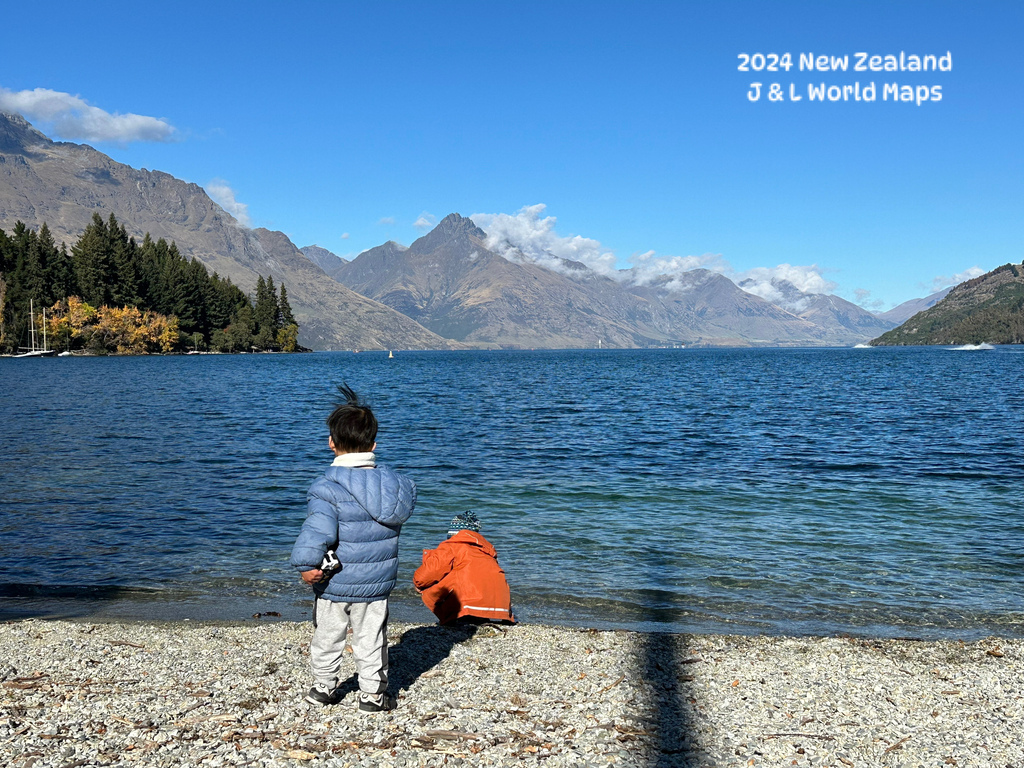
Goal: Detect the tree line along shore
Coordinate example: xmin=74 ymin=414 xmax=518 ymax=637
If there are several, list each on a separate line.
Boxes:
xmin=0 ymin=214 xmax=300 ymax=355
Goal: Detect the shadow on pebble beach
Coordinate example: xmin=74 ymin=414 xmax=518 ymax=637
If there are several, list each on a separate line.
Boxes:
xmin=641 ymin=631 xmax=697 ymax=767
xmin=387 ymin=623 xmax=478 ymax=692
xmin=638 ymin=536 xmax=698 ymax=767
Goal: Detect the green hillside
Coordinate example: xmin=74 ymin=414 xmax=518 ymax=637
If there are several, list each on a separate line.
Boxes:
xmin=871 ymin=262 xmax=1024 ymax=346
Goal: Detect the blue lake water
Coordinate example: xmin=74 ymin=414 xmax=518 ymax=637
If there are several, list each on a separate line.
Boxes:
xmin=1 ymin=347 xmax=1022 ymax=639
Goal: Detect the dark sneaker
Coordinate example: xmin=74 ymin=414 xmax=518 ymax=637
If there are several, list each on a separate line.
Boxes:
xmin=358 ymin=693 xmax=396 ymax=713
xmin=305 ymin=682 xmax=342 ymax=706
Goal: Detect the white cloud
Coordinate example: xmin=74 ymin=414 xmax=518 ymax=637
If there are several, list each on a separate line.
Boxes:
xmin=930 ymin=266 xmax=984 ymax=292
xmin=470 ymin=204 xmax=738 ymax=288
xmin=621 ymin=255 xmax=840 ymax=307
xmin=340 ymin=232 xmax=350 ymax=240
xmin=471 ymin=204 xmax=618 ymax=276
xmin=413 ymin=212 xmax=437 ymax=231
xmin=378 ymin=216 xmax=396 ymax=226
xmin=737 ymin=263 xmax=836 ymax=310
xmin=625 ymin=249 xmax=732 ymax=289
xmin=466 ymin=204 xmax=848 ymax=305
xmin=0 ymin=87 xmax=176 ymax=143
xmin=741 ymin=263 xmax=836 ymax=295
xmin=206 ymin=179 xmax=251 ymax=227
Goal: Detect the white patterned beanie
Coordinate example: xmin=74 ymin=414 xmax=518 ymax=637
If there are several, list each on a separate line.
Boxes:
xmin=448 ymin=510 xmax=481 ymax=537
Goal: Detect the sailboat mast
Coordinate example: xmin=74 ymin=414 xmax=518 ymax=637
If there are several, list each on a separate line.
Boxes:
xmin=29 ymin=298 xmax=37 ymax=352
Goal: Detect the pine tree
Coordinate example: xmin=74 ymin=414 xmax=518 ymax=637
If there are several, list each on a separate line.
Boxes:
xmin=253 ymin=275 xmax=267 ymax=321
xmin=190 ymin=260 xmax=207 ymax=329
xmin=253 ymin=275 xmax=273 ymax=332
xmin=227 ymin=303 xmax=255 ymax=352
xmin=268 ymin=274 xmax=280 ymax=325
xmin=72 ymin=213 xmax=114 ymax=307
xmin=0 ymin=227 xmax=13 ymax=277
xmin=2 ymin=224 xmax=47 ymax=351
xmin=209 ymin=273 xmax=248 ymax=332
xmin=279 ymin=284 xmax=296 ymax=326
xmin=108 ymin=215 xmax=141 ymax=307
xmin=163 ymin=255 xmax=206 ymax=335
xmin=0 ymin=273 xmax=8 ymax=352
xmin=17 ymin=227 xmax=47 ymax=307
xmin=140 ymin=236 xmax=177 ymax=315
xmin=136 ymin=234 xmax=159 ymax=308
xmin=251 ymin=276 xmax=272 ymax=340
xmin=0 ymin=228 xmax=19 ymax=353
xmin=253 ymin=274 xmax=283 ymax=351
xmin=40 ymin=225 xmax=75 ymax=304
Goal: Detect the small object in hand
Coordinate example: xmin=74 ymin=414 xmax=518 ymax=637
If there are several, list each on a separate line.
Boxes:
xmin=320 ymin=550 xmax=341 ymax=573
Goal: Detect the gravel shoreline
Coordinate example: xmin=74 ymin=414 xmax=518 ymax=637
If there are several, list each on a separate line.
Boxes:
xmin=1 ymin=618 xmax=1020 ymax=768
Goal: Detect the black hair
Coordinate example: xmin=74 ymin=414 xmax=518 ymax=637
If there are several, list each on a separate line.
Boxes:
xmin=327 ymin=384 xmax=377 ymax=453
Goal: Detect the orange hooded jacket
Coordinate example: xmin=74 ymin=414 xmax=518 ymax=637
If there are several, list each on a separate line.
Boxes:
xmin=413 ymin=530 xmax=515 ymax=625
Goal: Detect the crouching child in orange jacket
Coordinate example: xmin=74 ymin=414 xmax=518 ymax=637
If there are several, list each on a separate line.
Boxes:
xmin=413 ymin=512 xmax=515 ymax=625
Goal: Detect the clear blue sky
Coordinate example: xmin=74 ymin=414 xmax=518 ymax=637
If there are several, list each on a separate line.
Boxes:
xmin=2 ymin=1 xmax=1021 ymax=310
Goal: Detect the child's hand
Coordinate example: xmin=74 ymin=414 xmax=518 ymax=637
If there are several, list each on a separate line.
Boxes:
xmin=300 ymin=569 xmax=325 ymax=584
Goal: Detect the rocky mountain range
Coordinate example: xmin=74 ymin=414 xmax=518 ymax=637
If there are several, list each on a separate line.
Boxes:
xmin=329 ymin=213 xmax=897 ymax=347
xmin=334 ymin=215 xmax=683 ymax=347
xmin=0 ymin=112 xmax=457 ymax=351
xmin=3 ymin=110 xmax=946 ymax=351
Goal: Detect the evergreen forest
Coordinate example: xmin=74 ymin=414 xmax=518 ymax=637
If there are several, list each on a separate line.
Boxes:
xmin=0 ymin=214 xmax=300 ymax=355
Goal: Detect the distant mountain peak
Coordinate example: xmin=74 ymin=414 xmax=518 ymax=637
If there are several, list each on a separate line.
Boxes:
xmin=878 ymin=287 xmax=952 ymax=324
xmin=438 ymin=211 xmax=478 ymax=229
xmin=0 ymin=111 xmax=51 ymax=152
xmin=301 ymin=244 xmax=348 ymax=269
xmin=437 ymin=212 xmax=487 ymax=240
xmin=410 ymin=212 xmax=488 ymax=254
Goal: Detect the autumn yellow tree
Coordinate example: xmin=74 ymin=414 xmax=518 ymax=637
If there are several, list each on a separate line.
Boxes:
xmin=46 ymin=298 xmax=178 ymax=354
xmin=47 ymin=297 xmax=98 ymax=352
xmin=89 ymin=306 xmax=178 ymax=354
xmin=276 ymin=323 xmax=299 ymax=353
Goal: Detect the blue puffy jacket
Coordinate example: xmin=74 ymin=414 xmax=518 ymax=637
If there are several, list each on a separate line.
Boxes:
xmin=290 ymin=464 xmax=416 ymax=602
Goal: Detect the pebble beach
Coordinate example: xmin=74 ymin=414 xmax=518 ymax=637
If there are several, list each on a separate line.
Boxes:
xmin=1 ymin=618 xmax=1020 ymax=768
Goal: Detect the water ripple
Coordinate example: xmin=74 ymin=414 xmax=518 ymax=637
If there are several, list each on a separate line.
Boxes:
xmin=1 ymin=347 xmax=1022 ymax=637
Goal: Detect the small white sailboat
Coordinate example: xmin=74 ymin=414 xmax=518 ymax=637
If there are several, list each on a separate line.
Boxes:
xmin=14 ymin=299 xmax=57 ymax=358
xmin=388 ymin=350 xmax=394 ymax=359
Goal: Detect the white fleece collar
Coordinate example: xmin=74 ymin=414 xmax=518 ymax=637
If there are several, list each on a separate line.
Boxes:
xmin=331 ymin=452 xmax=376 ymax=468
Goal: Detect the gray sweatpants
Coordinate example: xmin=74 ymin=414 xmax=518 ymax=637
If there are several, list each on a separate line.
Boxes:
xmin=310 ymin=597 xmax=389 ymax=697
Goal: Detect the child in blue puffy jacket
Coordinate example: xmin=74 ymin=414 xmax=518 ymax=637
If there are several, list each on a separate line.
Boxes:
xmin=290 ymin=385 xmax=416 ymax=712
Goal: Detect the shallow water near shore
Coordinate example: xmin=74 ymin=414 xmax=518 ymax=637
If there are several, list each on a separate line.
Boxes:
xmin=2 ymin=347 xmax=1022 ymax=638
